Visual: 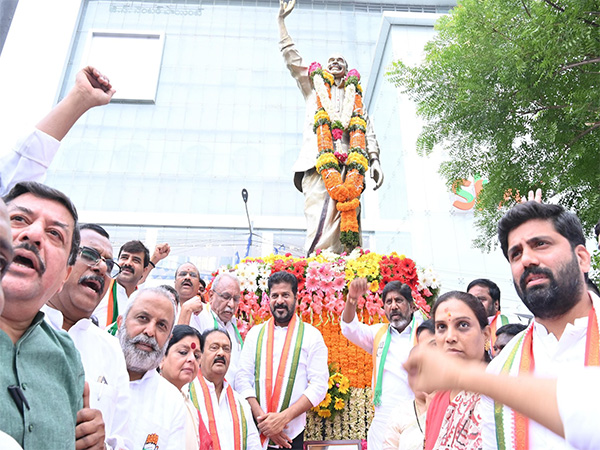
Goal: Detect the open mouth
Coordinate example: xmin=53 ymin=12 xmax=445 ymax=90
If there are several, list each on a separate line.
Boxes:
xmin=181 ymin=280 xmax=192 ymax=287
xmin=81 ymin=278 xmax=102 ymax=293
xmin=12 ymin=254 xmax=35 ymax=270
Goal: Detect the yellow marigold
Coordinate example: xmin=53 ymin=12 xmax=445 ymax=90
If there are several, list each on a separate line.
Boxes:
xmin=323 ymin=72 xmax=335 ymax=85
xmin=331 ymin=373 xmax=343 ymax=383
xmin=349 ymin=117 xmax=367 ymax=128
xmin=334 ymin=397 xmax=345 ymax=410
xmin=347 ymin=153 xmax=369 ymax=171
xmin=320 ymin=393 xmax=332 ymax=408
xmin=328 ymin=377 xmax=334 ymax=390
xmin=315 ymin=110 xmax=330 ymax=121
xmin=318 ymin=408 xmax=332 ymax=418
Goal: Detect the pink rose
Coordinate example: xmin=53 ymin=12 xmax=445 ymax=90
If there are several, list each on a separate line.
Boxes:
xmin=308 ymin=62 xmax=322 ymax=75
xmin=347 ymin=69 xmax=360 ymax=80
xmin=334 ymin=152 xmax=347 ymax=164
xmin=332 ymin=128 xmax=344 ymax=141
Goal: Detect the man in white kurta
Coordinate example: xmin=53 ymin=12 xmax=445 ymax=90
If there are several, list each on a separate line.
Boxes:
xmin=277 ymin=0 xmax=383 ymax=254
xmin=236 ymin=271 xmax=328 ymax=450
xmin=117 ymin=287 xmax=186 ymax=450
xmin=341 ymin=279 xmax=418 ymax=450
xmin=186 ymin=272 xmax=244 ymax=388
xmin=189 ymin=329 xmax=261 ymax=450
xmin=43 ymin=224 xmax=132 ymax=449
xmin=481 ymin=201 xmax=598 ymax=450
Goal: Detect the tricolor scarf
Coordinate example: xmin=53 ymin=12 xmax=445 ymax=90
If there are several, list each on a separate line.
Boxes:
xmin=211 ymin=309 xmax=244 ymax=349
xmin=494 ymin=296 xmax=600 ymax=449
xmin=105 ymin=279 xmax=118 ymax=327
xmin=254 ymin=315 xmax=305 ymax=445
xmin=189 ymin=374 xmax=248 ymax=450
xmin=489 ymin=312 xmax=509 ymax=348
xmin=372 ymin=314 xmax=418 ymax=406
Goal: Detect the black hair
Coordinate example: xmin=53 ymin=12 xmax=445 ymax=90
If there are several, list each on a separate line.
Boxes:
xmin=118 ymin=240 xmax=150 ymax=267
xmin=268 ymin=271 xmax=298 ymax=295
xmin=3 ymin=181 xmax=80 ymax=265
xmin=79 ymin=223 xmax=110 ymax=239
xmin=495 ymin=323 xmax=527 ymax=339
xmin=432 ymin=291 xmax=491 ymax=362
xmin=165 ymin=325 xmax=202 ymax=355
xmin=382 ymin=280 xmax=413 ymax=303
xmin=416 ymin=318 xmax=434 ymax=337
xmin=498 ymin=202 xmax=585 ymax=260
xmin=467 ymin=278 xmax=501 ymax=310
xmin=200 ymin=328 xmax=231 ymax=352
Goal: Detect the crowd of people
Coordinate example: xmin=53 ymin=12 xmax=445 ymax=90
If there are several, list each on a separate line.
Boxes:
xmin=0 ymin=177 xmax=599 ymax=450
xmin=1 ymin=5 xmax=599 ymax=448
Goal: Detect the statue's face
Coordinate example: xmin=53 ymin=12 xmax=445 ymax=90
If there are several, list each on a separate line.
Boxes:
xmin=327 ymin=54 xmax=348 ymax=79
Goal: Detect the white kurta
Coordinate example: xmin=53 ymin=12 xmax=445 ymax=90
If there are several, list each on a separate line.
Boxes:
xmin=188 ymin=305 xmax=243 ymax=389
xmin=557 ymin=366 xmax=600 ymax=450
xmin=0 ymin=129 xmax=59 ymax=196
xmin=189 ymin=377 xmax=261 ymax=450
xmin=129 ymin=369 xmax=187 ymax=450
xmin=42 ymin=305 xmax=133 ymax=450
xmin=340 ymin=314 xmax=415 ymax=450
xmin=481 ymin=292 xmax=600 ymax=450
xmin=236 ymin=318 xmax=329 ymax=448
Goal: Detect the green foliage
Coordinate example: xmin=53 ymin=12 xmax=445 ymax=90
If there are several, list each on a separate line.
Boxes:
xmin=387 ymin=0 xmax=600 ymax=247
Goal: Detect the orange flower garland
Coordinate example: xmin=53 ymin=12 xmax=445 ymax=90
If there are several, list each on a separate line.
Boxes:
xmin=309 ymin=62 xmax=369 ymax=250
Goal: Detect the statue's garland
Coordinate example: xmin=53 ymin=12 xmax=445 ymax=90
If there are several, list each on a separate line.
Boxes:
xmin=309 ymin=62 xmax=369 ymax=250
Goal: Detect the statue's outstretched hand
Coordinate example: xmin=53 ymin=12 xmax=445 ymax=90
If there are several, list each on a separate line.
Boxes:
xmin=370 ymin=159 xmax=384 ymax=190
xmin=279 ymin=0 xmax=296 ymax=19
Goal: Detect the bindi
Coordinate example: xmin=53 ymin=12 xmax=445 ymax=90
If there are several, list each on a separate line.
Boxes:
xmin=191 ymin=342 xmax=196 ymax=350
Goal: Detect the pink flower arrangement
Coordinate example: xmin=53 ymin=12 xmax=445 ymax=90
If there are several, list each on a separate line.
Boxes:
xmin=334 ymin=151 xmax=347 ymax=164
xmin=308 ymin=62 xmax=322 ymax=75
xmin=347 ymin=69 xmax=360 ymax=80
xmin=331 ymin=128 xmax=344 ymax=141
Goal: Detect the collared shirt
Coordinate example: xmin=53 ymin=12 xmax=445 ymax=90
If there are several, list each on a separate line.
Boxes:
xmin=340 ymin=314 xmax=415 ymax=450
xmin=189 ymin=304 xmax=243 ymax=389
xmin=0 ymin=311 xmax=84 ymax=449
xmin=0 ymin=129 xmax=59 ymax=196
xmin=236 ymin=318 xmax=329 ymax=447
xmin=93 ymin=280 xmax=129 ymax=329
xmin=189 ymin=376 xmax=261 ymax=450
xmin=481 ymin=292 xmax=600 ymax=450
xmin=279 ymin=35 xmax=380 ymax=185
xmin=557 ymin=366 xmax=600 ymax=450
xmin=129 ymin=369 xmax=187 ymax=450
xmin=42 ymin=305 xmax=133 ymax=450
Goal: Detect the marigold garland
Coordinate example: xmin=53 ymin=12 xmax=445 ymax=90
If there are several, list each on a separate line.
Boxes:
xmin=309 ymin=62 xmax=368 ymax=251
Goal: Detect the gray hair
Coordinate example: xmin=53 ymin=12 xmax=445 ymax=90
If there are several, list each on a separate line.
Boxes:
xmin=123 ymin=286 xmax=177 ymax=332
xmin=212 ymin=272 xmax=240 ymax=292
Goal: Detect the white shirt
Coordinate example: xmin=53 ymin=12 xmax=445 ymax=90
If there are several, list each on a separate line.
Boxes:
xmin=93 ymin=280 xmax=130 ymax=329
xmin=0 ymin=129 xmax=59 ymax=196
xmin=340 ymin=314 xmax=415 ymax=450
xmin=481 ymin=293 xmax=600 ymax=450
xmin=557 ymin=367 xmax=600 ymax=450
xmin=42 ymin=305 xmax=133 ymax=450
xmin=129 ymin=369 xmax=186 ymax=450
xmin=236 ymin=317 xmax=329 ymax=447
xmin=189 ymin=376 xmax=261 ymax=450
xmin=189 ymin=305 xmax=243 ymax=389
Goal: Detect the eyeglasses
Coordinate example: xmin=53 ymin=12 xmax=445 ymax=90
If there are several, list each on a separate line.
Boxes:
xmin=177 ymin=271 xmax=199 ymax=279
xmin=79 ymin=247 xmax=121 ymax=278
xmin=213 ymin=290 xmax=241 ymax=303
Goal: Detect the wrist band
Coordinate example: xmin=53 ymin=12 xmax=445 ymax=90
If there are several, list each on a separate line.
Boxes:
xmin=149 ymin=261 xmax=156 ymax=268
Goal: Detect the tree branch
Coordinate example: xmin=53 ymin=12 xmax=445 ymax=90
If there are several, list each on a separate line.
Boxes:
xmin=520 ymin=0 xmax=532 ymax=18
xmin=558 ymin=57 xmax=600 ymax=72
xmin=540 ymin=0 xmax=599 ymax=27
xmin=567 ymin=121 xmax=600 ymax=147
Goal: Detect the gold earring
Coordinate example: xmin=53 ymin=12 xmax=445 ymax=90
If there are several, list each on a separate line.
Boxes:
xmin=484 ymin=340 xmax=490 ymax=352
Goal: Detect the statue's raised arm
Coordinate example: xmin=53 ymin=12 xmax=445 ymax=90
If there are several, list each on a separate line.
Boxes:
xmin=277 ymin=0 xmax=384 ymax=254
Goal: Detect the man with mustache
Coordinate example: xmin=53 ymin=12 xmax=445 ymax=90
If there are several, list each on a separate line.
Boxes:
xmin=185 ymin=272 xmax=244 ymax=388
xmin=117 ymin=286 xmax=186 ymax=450
xmin=42 ymin=223 xmax=132 ymax=449
xmin=237 ymin=271 xmax=328 ymax=450
xmin=175 ymin=262 xmax=206 ymax=323
xmin=341 ymin=279 xmax=418 ymax=450
xmin=467 ymin=278 xmax=510 ymax=350
xmin=0 ymin=182 xmax=101 ymax=448
xmin=481 ymin=201 xmax=598 ymax=450
xmin=188 ymin=329 xmax=261 ymax=450
xmin=277 ymin=0 xmax=383 ymax=253
xmin=95 ymin=240 xmax=169 ymax=329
